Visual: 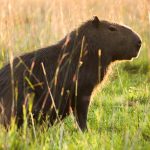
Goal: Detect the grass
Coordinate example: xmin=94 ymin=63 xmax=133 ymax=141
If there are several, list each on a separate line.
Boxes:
xmin=0 ymin=0 xmax=150 ymax=149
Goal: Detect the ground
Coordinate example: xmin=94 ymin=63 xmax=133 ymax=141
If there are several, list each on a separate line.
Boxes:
xmin=0 ymin=0 xmax=150 ymax=149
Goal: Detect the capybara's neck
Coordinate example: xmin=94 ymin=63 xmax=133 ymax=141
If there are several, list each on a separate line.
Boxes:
xmin=57 ymin=29 xmax=112 ymax=82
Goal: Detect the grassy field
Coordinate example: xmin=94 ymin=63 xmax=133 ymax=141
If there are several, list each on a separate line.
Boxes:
xmin=0 ymin=0 xmax=150 ymax=149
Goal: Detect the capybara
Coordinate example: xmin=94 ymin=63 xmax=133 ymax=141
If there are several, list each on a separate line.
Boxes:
xmin=0 ymin=16 xmax=141 ymax=131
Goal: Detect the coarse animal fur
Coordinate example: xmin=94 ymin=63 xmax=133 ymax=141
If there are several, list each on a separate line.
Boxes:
xmin=0 ymin=16 xmax=141 ymax=131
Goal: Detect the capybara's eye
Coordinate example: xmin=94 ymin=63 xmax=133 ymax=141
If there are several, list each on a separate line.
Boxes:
xmin=108 ymin=26 xmax=117 ymax=31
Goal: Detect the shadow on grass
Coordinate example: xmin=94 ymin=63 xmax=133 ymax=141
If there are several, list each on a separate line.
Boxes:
xmin=122 ymin=61 xmax=150 ymax=74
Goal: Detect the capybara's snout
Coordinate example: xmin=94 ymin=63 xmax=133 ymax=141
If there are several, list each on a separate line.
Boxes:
xmin=134 ymin=34 xmax=142 ymax=51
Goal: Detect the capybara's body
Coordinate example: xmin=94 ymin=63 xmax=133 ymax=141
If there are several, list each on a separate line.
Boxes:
xmin=0 ymin=17 xmax=141 ymax=130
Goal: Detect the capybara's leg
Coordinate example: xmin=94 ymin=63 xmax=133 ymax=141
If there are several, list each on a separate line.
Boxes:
xmin=16 ymin=92 xmax=26 ymax=127
xmin=16 ymin=82 xmax=29 ymax=127
xmin=0 ymin=91 xmax=13 ymax=127
xmin=73 ymin=95 xmax=90 ymax=131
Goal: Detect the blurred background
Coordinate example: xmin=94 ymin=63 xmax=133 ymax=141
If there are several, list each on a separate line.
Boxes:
xmin=0 ymin=0 xmax=149 ymax=60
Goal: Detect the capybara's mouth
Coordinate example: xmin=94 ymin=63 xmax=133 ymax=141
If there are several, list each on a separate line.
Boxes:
xmin=132 ymin=48 xmax=140 ymax=58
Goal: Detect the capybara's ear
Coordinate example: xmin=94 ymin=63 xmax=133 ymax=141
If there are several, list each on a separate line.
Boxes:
xmin=92 ymin=16 xmax=100 ymax=28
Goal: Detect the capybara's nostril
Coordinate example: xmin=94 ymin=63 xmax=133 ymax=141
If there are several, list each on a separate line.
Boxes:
xmin=136 ymin=39 xmax=142 ymax=49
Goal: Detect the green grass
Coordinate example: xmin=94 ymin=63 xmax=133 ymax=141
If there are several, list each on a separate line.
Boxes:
xmin=0 ymin=49 xmax=150 ymax=150
xmin=0 ymin=0 xmax=150 ymax=149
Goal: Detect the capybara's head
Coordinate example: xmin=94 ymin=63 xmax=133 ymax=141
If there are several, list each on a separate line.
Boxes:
xmin=80 ymin=16 xmax=142 ymax=60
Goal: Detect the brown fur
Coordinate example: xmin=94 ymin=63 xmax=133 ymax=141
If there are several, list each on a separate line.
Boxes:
xmin=0 ymin=16 xmax=141 ymax=130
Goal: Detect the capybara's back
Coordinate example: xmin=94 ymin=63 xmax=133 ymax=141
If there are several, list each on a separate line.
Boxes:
xmin=0 ymin=16 xmax=141 ymax=130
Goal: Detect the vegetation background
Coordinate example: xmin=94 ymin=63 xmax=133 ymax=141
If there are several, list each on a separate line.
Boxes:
xmin=0 ymin=0 xmax=150 ymax=149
